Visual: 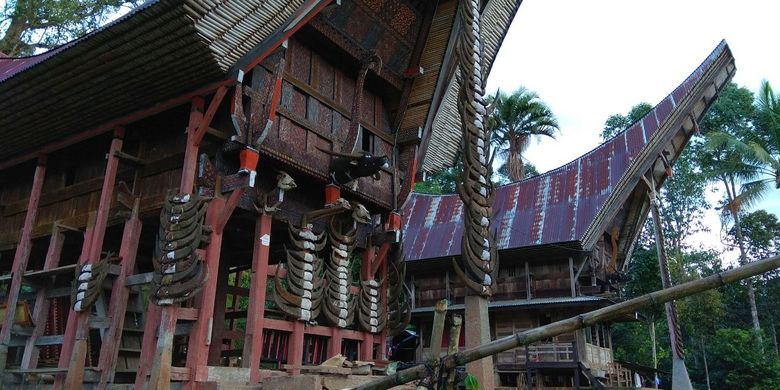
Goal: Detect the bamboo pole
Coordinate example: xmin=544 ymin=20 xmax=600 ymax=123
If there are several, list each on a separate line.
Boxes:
xmin=354 ymin=254 xmax=780 ymax=390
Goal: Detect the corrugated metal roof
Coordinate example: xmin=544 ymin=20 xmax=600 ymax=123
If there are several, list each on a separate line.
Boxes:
xmin=411 ymin=295 xmax=609 ymax=313
xmin=403 ymin=40 xmax=732 ymax=261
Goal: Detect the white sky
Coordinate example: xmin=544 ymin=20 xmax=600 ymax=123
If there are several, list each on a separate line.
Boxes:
xmin=486 ymin=0 xmax=780 ymax=258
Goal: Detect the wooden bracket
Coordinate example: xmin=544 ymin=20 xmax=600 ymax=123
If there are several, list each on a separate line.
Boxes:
xmin=371 ymin=241 xmax=392 ymax=276
xmin=114 ymin=151 xmax=146 ymax=167
xmin=215 ymin=188 xmax=245 ymax=234
xmin=193 ymin=86 xmax=229 ymax=144
xmin=658 ymin=152 xmax=673 ymax=177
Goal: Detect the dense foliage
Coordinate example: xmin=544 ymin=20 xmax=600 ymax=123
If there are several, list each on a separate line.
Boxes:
xmin=611 ymin=81 xmax=780 ymax=389
xmin=0 ymin=0 xmax=142 ymax=56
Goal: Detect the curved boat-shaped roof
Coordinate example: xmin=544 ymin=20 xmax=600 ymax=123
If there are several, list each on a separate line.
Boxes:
xmin=402 ymin=40 xmax=735 ymax=262
xmin=0 ymin=0 xmax=522 ymax=174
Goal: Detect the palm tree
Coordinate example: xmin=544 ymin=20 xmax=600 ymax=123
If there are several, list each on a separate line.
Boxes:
xmin=489 ymin=88 xmax=559 ymax=181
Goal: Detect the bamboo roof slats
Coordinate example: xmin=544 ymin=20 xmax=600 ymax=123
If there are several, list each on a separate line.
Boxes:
xmin=0 ymin=0 xmax=307 ymax=166
xmin=421 ymin=0 xmax=523 ymax=173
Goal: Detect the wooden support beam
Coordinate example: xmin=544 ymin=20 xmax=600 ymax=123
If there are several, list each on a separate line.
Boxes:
xmin=244 ymin=213 xmax=273 ymax=383
xmin=98 ymin=202 xmax=143 ymax=387
xmin=0 ymin=156 xmax=46 ymax=371
xmin=134 ymin=304 xmax=161 ymax=389
xmin=181 ymin=97 xmax=205 ymax=194
xmin=56 ymin=212 xmax=95 ymax=389
xmin=64 ymin=128 xmax=125 ymax=389
xmin=429 ymin=300 xmax=448 ymax=361
xmin=569 ymin=257 xmax=577 ymax=298
xmin=184 ymin=197 xmax=227 ymax=386
xmin=208 ymin=259 xmax=231 ymax=365
xmin=20 ymin=224 xmax=64 ymax=370
xmin=287 ymin=321 xmax=305 ymax=375
xmin=379 ymin=246 xmax=389 ymax=360
xmin=360 ymin=245 xmax=377 ymax=361
xmin=193 ymin=86 xmax=229 ymax=143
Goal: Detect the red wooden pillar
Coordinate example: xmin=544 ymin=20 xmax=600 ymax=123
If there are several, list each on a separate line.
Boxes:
xmin=207 ymin=258 xmax=231 ymax=365
xmin=243 ymin=213 xmax=273 ymax=383
xmin=21 ymin=224 xmax=65 ymax=369
xmin=378 ymin=249 xmax=389 ymax=360
xmin=141 ymin=97 xmax=206 ymax=389
xmin=0 ymin=156 xmax=46 ymax=369
xmin=63 ymin=128 xmax=125 ymax=388
xmin=184 ymin=197 xmax=226 ymax=387
xmin=56 ymin=212 xmax=95 ymax=387
xmin=360 ymin=246 xmax=376 ymax=361
xmin=134 ymin=304 xmax=160 ymax=389
xmin=98 ymin=202 xmax=143 ymax=387
xmin=287 ymin=321 xmax=305 ymax=375
xmin=329 ymin=327 xmax=343 ymax=360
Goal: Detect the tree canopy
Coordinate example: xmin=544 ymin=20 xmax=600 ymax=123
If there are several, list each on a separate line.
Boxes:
xmin=0 ymin=0 xmax=141 ymax=56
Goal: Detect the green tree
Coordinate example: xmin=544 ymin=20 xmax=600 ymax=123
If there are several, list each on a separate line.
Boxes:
xmin=706 ymin=328 xmax=780 ymax=389
xmin=699 ymin=83 xmax=764 ymax=332
xmin=0 ymin=0 xmax=141 ymax=56
xmin=489 ymin=87 xmax=559 ymax=181
xmin=600 ymin=102 xmax=653 ymax=141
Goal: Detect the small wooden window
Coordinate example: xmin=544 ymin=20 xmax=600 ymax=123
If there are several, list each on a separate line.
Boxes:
xmin=360 ymin=126 xmax=376 ymax=154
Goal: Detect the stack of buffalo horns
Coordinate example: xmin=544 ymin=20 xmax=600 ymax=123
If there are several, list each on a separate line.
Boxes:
xmin=322 ymin=201 xmax=371 ymax=328
xmin=452 ymin=0 xmax=498 ymax=297
xmin=273 ymin=223 xmax=325 ymax=321
xmin=152 ymin=193 xmax=211 ymax=305
xmin=72 ymin=253 xmax=112 ymax=312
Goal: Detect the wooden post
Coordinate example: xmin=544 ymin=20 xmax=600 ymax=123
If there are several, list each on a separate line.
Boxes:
xmin=56 ymin=213 xmax=95 ymax=389
xmin=569 ymin=257 xmax=576 ymax=297
xmin=649 ymin=195 xmax=692 ymax=389
xmin=287 ymin=321 xmax=305 ymax=375
xmin=134 ymin=305 xmax=161 ymax=389
xmin=20 ymin=225 xmax=65 ymax=370
xmin=98 ymin=201 xmax=143 ymax=387
xmin=525 ymin=262 xmax=531 ymax=300
xmin=180 ymin=97 xmax=205 ymax=193
xmin=142 ymin=94 xmax=225 ymax=389
xmin=62 ymin=128 xmax=124 ymax=388
xmin=244 ymin=213 xmax=273 ymax=383
xmin=360 ymin=245 xmax=376 ymax=361
xmin=429 ymin=300 xmax=448 ymax=361
xmin=378 ymin=247 xmax=388 ymax=360
xmin=464 ymin=295 xmax=494 ymax=389
xmin=183 ymin=197 xmax=226 ymax=387
xmin=0 ymin=157 xmax=46 ymax=371
xmin=208 ymin=258 xmax=231 ymax=365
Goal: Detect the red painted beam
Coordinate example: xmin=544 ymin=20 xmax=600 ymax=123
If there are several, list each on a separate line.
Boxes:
xmin=180 ymin=98 xmax=205 ymax=194
xmin=244 ymin=213 xmax=273 ymax=383
xmin=0 ymin=157 xmax=46 ymax=367
xmin=0 ymin=79 xmax=235 ymax=172
xmin=21 ymin=225 xmax=65 ymax=369
xmin=64 ymin=128 xmax=125 ymax=388
xmin=98 ymin=203 xmax=143 ymax=387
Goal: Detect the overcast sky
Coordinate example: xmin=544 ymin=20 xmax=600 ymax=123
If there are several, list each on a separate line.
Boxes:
xmin=485 ymin=0 xmax=780 ymax=256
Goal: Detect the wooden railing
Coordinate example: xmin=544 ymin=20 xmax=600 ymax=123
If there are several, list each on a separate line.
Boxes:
xmin=583 ymin=343 xmax=613 ymax=368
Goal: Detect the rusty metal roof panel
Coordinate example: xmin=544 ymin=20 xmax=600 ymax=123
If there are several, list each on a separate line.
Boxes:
xmin=403 ymin=40 xmax=733 ymax=262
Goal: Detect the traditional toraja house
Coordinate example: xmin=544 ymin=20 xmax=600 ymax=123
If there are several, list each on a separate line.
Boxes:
xmin=401 ymin=40 xmax=735 ymax=388
xmin=0 ymin=0 xmax=525 ymax=388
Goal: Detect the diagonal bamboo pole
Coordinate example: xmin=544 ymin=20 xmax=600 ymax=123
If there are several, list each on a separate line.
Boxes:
xmin=354 ymin=254 xmax=780 ymax=390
